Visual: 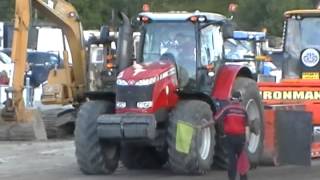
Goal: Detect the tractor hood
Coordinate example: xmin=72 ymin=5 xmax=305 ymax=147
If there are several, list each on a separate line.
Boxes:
xmin=117 ymin=60 xmax=176 ymax=86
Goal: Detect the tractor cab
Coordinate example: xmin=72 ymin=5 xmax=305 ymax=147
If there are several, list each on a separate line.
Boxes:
xmin=281 ymin=10 xmax=320 ymax=80
xmin=224 ymin=31 xmax=268 ymax=76
xmin=129 ymin=12 xmax=228 ymax=93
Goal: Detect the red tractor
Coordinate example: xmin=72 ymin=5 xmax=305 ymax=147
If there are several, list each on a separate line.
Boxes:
xmin=74 ymin=11 xmax=264 ymax=174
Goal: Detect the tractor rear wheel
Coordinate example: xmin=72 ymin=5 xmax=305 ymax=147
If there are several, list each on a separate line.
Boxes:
xmin=121 ymin=144 xmax=167 ymax=169
xmin=212 ymin=132 xmax=228 ymax=170
xmin=167 ymin=100 xmax=215 ymax=175
xmin=75 ymin=100 xmax=120 ymax=174
xmin=233 ymin=77 xmax=264 ymax=167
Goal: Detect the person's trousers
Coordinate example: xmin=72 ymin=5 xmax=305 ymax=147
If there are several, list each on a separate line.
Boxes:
xmin=225 ymin=135 xmax=247 ymax=180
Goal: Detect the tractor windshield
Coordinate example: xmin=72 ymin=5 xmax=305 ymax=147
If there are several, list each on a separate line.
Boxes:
xmin=283 ymin=17 xmax=320 ymax=78
xmin=142 ymin=21 xmax=196 ymax=77
xmin=285 ymin=17 xmax=320 ymax=55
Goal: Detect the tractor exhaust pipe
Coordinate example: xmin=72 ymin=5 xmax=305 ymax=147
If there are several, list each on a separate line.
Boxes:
xmin=116 ymin=12 xmax=133 ymax=71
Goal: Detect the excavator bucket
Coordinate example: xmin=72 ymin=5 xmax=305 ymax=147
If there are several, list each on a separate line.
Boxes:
xmin=0 ymin=0 xmax=47 ymax=141
xmin=0 ymin=109 xmax=47 ymax=141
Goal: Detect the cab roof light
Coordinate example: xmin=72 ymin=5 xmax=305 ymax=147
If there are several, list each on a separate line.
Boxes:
xmin=189 ymin=16 xmax=207 ymax=23
xmin=138 ymin=16 xmax=150 ymax=23
xmin=190 ymin=16 xmax=198 ymax=22
xmin=142 ymin=16 xmax=149 ymax=22
xmin=198 ymin=16 xmax=206 ymax=22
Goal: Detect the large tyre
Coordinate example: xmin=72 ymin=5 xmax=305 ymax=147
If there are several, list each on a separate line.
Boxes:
xmin=121 ymin=144 xmax=167 ymax=169
xmin=212 ymin=130 xmax=228 ymax=170
xmin=167 ymin=100 xmax=215 ymax=175
xmin=233 ymin=77 xmax=264 ymax=167
xmin=42 ymin=108 xmax=75 ymax=139
xmin=75 ymin=101 xmax=120 ymax=174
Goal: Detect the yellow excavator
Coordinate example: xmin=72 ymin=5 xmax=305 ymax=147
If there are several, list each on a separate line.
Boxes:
xmin=0 ymin=0 xmax=131 ymax=140
xmin=0 ymin=0 xmax=86 ymax=140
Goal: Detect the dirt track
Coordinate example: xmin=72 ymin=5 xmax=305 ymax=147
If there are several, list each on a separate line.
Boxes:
xmin=0 ymin=140 xmax=320 ymax=180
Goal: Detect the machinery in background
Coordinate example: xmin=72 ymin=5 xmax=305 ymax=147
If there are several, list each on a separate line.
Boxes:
xmin=224 ymin=30 xmax=282 ymax=82
xmin=0 ymin=0 xmax=86 ymax=140
xmin=259 ymin=8 xmax=320 ymax=159
xmin=0 ymin=0 xmax=134 ymax=140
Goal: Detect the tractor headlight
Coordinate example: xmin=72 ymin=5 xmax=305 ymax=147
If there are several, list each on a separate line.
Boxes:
xmin=116 ymin=101 xmax=126 ymax=108
xmin=137 ymin=101 xmax=153 ymax=109
xmin=135 ymin=77 xmax=158 ymax=86
xmin=116 ymin=79 xmax=128 ymax=86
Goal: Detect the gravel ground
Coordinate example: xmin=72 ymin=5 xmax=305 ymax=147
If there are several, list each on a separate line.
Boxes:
xmin=0 ymin=140 xmax=320 ymax=180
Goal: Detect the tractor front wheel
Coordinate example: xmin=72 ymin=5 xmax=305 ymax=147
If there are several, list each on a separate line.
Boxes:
xmin=75 ymin=100 xmax=120 ymax=174
xmin=167 ymin=100 xmax=215 ymax=175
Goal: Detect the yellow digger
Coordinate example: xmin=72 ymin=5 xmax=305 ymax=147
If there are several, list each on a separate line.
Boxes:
xmin=0 ymin=0 xmax=130 ymax=140
xmin=0 ymin=0 xmax=86 ymax=140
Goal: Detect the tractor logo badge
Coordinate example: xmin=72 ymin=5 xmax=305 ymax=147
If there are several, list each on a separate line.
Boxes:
xmin=301 ymin=48 xmax=320 ymax=67
xmin=132 ymin=64 xmax=146 ymax=76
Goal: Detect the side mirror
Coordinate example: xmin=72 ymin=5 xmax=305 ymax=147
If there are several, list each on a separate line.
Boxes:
xmin=99 ymin=25 xmax=110 ymax=44
xmin=222 ymin=22 xmax=234 ymax=39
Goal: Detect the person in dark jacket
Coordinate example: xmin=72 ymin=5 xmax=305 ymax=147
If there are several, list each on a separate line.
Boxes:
xmin=215 ymin=91 xmax=249 ymax=180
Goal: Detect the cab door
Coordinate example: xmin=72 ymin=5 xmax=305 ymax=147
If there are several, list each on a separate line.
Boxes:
xmin=198 ymin=25 xmax=223 ymax=93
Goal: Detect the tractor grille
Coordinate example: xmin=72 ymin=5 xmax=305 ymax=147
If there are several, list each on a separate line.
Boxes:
xmin=117 ymin=85 xmax=154 ymax=108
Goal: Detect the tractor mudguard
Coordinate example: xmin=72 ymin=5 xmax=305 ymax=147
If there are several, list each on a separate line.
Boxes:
xmin=152 ymin=80 xmax=179 ymax=111
xmin=212 ymin=65 xmax=252 ymax=100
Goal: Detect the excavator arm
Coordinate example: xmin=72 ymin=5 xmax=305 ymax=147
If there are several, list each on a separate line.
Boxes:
xmin=33 ymin=0 xmax=87 ymax=105
xmin=7 ymin=0 xmax=31 ymax=122
xmin=3 ymin=0 xmax=86 ymax=122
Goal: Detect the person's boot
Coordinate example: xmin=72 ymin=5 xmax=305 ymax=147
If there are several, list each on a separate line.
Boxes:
xmin=240 ymin=174 xmax=248 ymax=180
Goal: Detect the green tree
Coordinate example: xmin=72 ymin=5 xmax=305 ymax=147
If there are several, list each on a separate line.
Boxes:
xmin=236 ymin=0 xmax=313 ymax=35
xmin=1 ymin=0 xmax=316 ymax=36
xmin=70 ymin=0 xmax=234 ymax=29
xmin=0 ymin=0 xmax=14 ymax=22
